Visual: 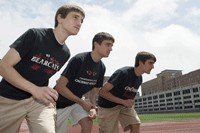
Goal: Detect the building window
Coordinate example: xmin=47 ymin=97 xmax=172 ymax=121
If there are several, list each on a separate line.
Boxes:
xmin=193 ymin=87 xmax=199 ymax=93
xmin=184 ymin=101 xmax=192 ymax=104
xmin=166 ymin=98 xmax=172 ymax=101
xmin=183 ymin=89 xmax=190 ymax=94
xmin=167 ymin=103 xmax=173 ymax=105
xmin=194 ymin=99 xmax=200 ymax=103
xmin=160 ymin=99 xmax=165 ymax=102
xmin=174 ymin=97 xmax=181 ymax=100
xmin=143 ymin=97 xmax=147 ymax=101
xmin=166 ymin=92 xmax=172 ymax=97
xmin=153 ymin=95 xmax=158 ymax=99
xmin=160 ymin=104 xmax=165 ymax=106
xmin=183 ymin=96 xmax=191 ymax=99
xmin=148 ymin=96 xmax=152 ymax=100
xmin=184 ymin=106 xmax=193 ymax=109
xmin=174 ymin=91 xmax=180 ymax=96
xmin=195 ymin=105 xmax=200 ymax=108
xmin=159 ymin=94 xmax=164 ymax=98
xmin=194 ymin=94 xmax=199 ymax=98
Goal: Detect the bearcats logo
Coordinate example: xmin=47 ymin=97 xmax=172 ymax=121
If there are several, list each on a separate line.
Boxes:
xmin=86 ymin=70 xmax=97 ymax=76
xmin=30 ymin=53 xmax=60 ymax=75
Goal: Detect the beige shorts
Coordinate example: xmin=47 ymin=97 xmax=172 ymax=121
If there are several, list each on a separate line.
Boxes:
xmin=0 ymin=96 xmax=56 ymax=133
xmin=56 ymin=103 xmax=89 ymax=133
xmin=98 ymin=105 xmax=141 ymax=133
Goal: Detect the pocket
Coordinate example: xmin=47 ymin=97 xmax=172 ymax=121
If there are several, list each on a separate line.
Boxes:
xmin=0 ymin=96 xmax=19 ymax=104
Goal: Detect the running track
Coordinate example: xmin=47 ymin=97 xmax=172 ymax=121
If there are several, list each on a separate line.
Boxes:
xmin=20 ymin=119 xmax=200 ymax=133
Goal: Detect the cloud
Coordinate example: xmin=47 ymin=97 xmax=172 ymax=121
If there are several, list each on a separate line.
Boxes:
xmin=185 ymin=7 xmax=200 ymax=33
xmin=0 ymin=0 xmax=56 ymax=61
xmin=122 ymin=0 xmax=178 ymax=30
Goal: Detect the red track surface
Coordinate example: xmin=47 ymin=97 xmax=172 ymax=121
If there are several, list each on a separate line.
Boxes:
xmin=20 ymin=119 xmax=200 ymax=133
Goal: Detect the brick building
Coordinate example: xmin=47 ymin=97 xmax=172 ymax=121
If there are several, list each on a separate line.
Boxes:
xmin=135 ymin=69 xmax=200 ymax=113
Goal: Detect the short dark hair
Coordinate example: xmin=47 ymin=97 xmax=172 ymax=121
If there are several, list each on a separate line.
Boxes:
xmin=92 ymin=32 xmax=115 ymax=50
xmin=54 ymin=5 xmax=85 ymax=28
xmin=135 ymin=51 xmax=156 ymax=67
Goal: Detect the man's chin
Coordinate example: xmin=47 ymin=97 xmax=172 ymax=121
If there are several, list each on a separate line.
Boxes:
xmin=145 ymin=71 xmax=150 ymax=74
xmin=71 ymin=33 xmax=78 ymax=35
xmin=71 ymin=31 xmax=79 ymax=35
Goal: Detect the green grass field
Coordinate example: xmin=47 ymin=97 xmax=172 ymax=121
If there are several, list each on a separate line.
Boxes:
xmin=139 ymin=112 xmax=200 ymax=123
xmin=67 ymin=112 xmax=200 ymax=125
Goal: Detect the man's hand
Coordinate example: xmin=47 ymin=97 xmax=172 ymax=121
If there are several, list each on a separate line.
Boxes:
xmin=88 ymin=108 xmax=97 ymax=119
xmin=32 ymin=86 xmax=58 ymax=105
xmin=122 ymin=99 xmax=134 ymax=108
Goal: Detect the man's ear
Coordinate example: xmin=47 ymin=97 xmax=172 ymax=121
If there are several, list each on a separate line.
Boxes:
xmin=93 ymin=42 xmax=100 ymax=49
xmin=139 ymin=60 xmax=144 ymax=65
xmin=57 ymin=14 xmax=63 ymax=24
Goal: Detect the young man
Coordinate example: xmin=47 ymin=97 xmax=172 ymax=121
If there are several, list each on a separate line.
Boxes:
xmin=98 ymin=51 xmax=156 ymax=133
xmin=55 ymin=32 xmax=115 ymax=133
xmin=0 ymin=5 xmax=85 ymax=133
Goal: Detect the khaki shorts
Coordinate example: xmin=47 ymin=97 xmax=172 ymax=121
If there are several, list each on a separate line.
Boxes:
xmin=98 ymin=105 xmax=141 ymax=133
xmin=56 ymin=103 xmax=89 ymax=133
xmin=0 ymin=96 xmax=56 ymax=133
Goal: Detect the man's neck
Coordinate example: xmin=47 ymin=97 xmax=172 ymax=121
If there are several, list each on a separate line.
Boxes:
xmin=91 ymin=51 xmax=102 ymax=63
xmin=53 ymin=28 xmax=69 ymax=45
xmin=134 ymin=67 xmax=143 ymax=76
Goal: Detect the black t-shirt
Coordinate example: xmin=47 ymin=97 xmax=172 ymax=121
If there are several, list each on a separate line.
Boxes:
xmin=56 ymin=52 xmax=105 ymax=108
xmin=98 ymin=66 xmax=142 ymax=108
xmin=0 ymin=28 xmax=70 ymax=100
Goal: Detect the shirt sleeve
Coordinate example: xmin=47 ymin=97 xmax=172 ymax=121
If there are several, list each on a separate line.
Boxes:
xmin=108 ymin=69 xmax=126 ymax=87
xmin=61 ymin=56 xmax=82 ymax=81
xmin=10 ymin=28 xmax=36 ymax=58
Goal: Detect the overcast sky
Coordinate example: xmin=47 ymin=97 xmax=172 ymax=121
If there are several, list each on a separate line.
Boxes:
xmin=0 ymin=0 xmax=200 ymax=93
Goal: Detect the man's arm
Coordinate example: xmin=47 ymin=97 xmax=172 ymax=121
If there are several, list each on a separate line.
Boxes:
xmin=87 ymin=87 xmax=99 ymax=119
xmin=88 ymin=87 xmax=99 ymax=105
xmin=55 ymin=75 xmax=95 ymax=111
xmin=0 ymin=48 xmax=58 ymax=104
xmin=98 ymin=82 xmax=134 ymax=107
